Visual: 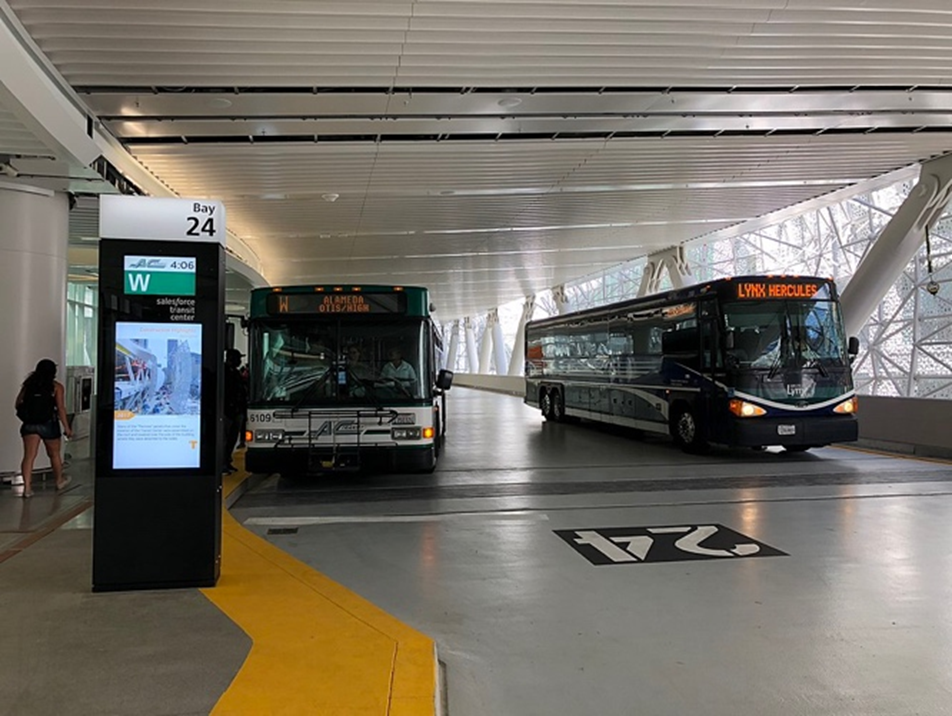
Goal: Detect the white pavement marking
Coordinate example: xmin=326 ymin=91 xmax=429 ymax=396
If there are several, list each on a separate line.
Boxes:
xmin=245 ymin=511 xmax=550 ymax=527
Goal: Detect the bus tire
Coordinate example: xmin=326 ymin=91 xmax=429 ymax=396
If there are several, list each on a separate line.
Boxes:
xmin=551 ymin=389 xmax=565 ymax=422
xmin=541 ymin=389 xmax=555 ymax=421
xmin=671 ymin=405 xmax=707 ymax=453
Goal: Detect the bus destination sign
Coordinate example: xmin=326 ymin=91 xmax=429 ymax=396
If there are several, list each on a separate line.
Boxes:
xmin=266 ymin=292 xmax=407 ymax=315
xmin=735 ymin=281 xmax=823 ymax=300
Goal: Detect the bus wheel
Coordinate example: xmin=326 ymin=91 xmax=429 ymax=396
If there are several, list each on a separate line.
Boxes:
xmin=541 ymin=390 xmax=555 ymax=421
xmin=551 ymin=389 xmax=565 ymax=421
xmin=672 ymin=406 xmax=707 ymax=453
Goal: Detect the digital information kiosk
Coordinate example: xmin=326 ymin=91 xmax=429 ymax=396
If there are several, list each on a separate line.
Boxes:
xmin=93 ymin=196 xmax=225 ymax=591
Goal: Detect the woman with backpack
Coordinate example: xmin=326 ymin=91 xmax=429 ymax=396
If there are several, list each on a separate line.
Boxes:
xmin=14 ymin=359 xmax=72 ymax=497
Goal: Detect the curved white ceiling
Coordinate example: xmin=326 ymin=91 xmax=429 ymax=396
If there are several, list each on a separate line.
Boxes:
xmin=6 ymin=0 xmax=952 ymax=319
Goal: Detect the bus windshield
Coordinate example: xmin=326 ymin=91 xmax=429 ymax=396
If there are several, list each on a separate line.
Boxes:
xmin=722 ymin=298 xmax=852 ymax=405
xmin=251 ymin=319 xmax=428 ymax=405
xmin=723 ymin=300 xmax=849 ymax=371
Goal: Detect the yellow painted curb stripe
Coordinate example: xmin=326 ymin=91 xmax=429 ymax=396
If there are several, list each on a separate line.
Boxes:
xmin=204 ymin=458 xmax=436 ymax=716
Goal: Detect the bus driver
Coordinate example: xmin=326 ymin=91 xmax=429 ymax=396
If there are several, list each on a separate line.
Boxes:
xmin=379 ymin=347 xmax=417 ymax=390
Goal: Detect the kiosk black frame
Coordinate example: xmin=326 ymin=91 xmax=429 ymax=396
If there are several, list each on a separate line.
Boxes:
xmin=93 ymin=238 xmax=224 ymax=591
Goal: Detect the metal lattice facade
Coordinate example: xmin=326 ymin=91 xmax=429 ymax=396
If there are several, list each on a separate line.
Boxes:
xmin=687 ymin=181 xmax=952 ymax=399
xmin=453 ymin=176 xmax=952 ymax=397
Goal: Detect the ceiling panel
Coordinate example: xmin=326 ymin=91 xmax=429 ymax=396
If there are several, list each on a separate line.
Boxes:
xmin=13 ymin=0 xmax=952 ymax=87
xmin=7 ymin=0 xmax=952 ymax=319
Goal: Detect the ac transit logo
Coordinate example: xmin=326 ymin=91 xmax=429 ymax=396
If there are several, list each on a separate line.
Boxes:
xmin=123 ymin=256 xmax=196 ymax=296
xmin=309 ymin=420 xmax=360 ymax=438
xmin=555 ymin=524 xmax=786 ymax=565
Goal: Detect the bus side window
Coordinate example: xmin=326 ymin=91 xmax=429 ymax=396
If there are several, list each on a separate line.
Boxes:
xmin=661 ymin=326 xmax=699 ymax=367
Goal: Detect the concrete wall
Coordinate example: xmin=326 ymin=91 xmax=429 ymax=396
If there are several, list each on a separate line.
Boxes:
xmin=452 ymin=375 xmax=952 ymax=459
xmin=852 ymin=395 xmax=952 ymax=459
xmin=452 ymin=374 xmax=526 ymax=396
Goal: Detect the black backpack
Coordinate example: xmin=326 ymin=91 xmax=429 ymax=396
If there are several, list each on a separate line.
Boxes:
xmin=16 ymin=387 xmax=54 ymax=424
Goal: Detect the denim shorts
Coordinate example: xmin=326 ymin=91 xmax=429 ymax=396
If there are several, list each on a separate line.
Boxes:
xmin=20 ymin=420 xmax=62 ymax=440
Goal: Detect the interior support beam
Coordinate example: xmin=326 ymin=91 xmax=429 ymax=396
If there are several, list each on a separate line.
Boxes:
xmin=490 ymin=309 xmax=507 ymax=376
xmin=478 ymin=311 xmax=494 ymax=374
xmin=840 ymin=153 xmax=952 ymax=337
xmin=0 ymin=10 xmax=98 ymax=166
xmin=508 ymin=296 xmax=536 ymax=377
xmin=552 ymin=285 xmax=570 ymax=315
xmin=445 ymin=320 xmax=460 ymax=372
xmin=638 ymin=246 xmax=694 ymax=297
xmin=464 ymin=317 xmax=479 ymax=374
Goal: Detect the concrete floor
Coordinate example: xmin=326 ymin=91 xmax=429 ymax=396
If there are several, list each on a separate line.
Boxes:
xmin=233 ymin=387 xmax=952 ymax=716
xmin=0 ymin=457 xmax=250 ymax=716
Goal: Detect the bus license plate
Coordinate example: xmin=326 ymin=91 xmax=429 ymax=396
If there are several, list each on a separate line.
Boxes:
xmin=777 ymin=425 xmax=796 ymax=436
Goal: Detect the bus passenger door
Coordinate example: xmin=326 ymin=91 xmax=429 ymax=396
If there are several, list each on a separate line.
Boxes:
xmin=699 ymin=299 xmax=726 ymax=443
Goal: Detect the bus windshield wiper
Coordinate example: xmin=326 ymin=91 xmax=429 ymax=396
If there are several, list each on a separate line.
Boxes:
xmin=347 ymin=366 xmax=386 ymax=409
xmin=290 ymin=368 xmax=331 ymax=411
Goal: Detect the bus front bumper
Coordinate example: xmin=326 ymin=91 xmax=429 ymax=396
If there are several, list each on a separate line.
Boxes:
xmin=726 ymin=414 xmax=858 ymax=448
xmin=245 ymin=443 xmax=436 ymax=476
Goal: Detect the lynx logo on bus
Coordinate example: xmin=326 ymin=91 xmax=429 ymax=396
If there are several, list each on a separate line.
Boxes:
xmin=124 ymin=256 xmax=196 ymax=296
xmin=736 ymin=281 xmax=820 ymax=300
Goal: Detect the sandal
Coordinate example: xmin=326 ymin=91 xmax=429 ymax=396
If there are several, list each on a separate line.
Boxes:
xmin=22 ymin=490 xmax=33 ymax=498
xmin=56 ymin=476 xmax=72 ymax=492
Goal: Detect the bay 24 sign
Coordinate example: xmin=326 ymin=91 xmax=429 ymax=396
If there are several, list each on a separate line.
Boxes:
xmin=555 ymin=524 xmax=786 ymax=565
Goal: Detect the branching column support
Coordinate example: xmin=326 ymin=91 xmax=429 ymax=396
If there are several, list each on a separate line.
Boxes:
xmin=464 ymin=317 xmax=479 ymax=373
xmin=478 ymin=312 xmax=494 ymax=374
xmin=637 ymin=246 xmax=694 ymax=297
xmin=508 ymin=295 xmax=536 ymax=376
xmin=841 ymin=153 xmax=952 ymax=337
xmin=552 ymin=284 xmax=570 ymax=315
xmin=490 ymin=309 xmax=507 ymax=375
xmin=446 ymin=320 xmax=460 ymax=372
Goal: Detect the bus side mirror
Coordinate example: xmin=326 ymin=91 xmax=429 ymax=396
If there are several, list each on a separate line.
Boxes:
xmin=848 ymin=336 xmax=860 ymax=356
xmin=436 ymin=369 xmax=454 ymax=391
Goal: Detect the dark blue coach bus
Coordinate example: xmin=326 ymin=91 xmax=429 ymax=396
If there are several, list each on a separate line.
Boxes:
xmin=525 ymin=275 xmax=860 ymax=452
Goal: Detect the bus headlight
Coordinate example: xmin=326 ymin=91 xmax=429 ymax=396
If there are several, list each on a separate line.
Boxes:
xmin=392 ymin=426 xmax=422 ymax=440
xmin=729 ymin=399 xmax=767 ymax=417
xmin=833 ymin=397 xmax=858 ymax=414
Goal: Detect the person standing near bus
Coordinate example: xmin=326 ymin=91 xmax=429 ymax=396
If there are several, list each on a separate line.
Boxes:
xmin=14 ymin=359 xmax=72 ymax=497
xmin=223 ymin=349 xmax=247 ymax=473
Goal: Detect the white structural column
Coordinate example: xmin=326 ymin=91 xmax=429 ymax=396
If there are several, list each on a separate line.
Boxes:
xmin=552 ymin=284 xmax=570 ymax=315
xmin=841 ymin=154 xmax=952 ymax=337
xmin=478 ymin=312 xmax=494 ymax=374
xmin=491 ymin=309 xmax=507 ymax=375
xmin=508 ymin=295 xmax=536 ymax=376
xmin=638 ymin=246 xmax=694 ymax=296
xmin=0 ymin=183 xmax=69 ymax=475
xmin=446 ymin=320 xmax=460 ymax=372
xmin=464 ymin=317 xmax=479 ymax=373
